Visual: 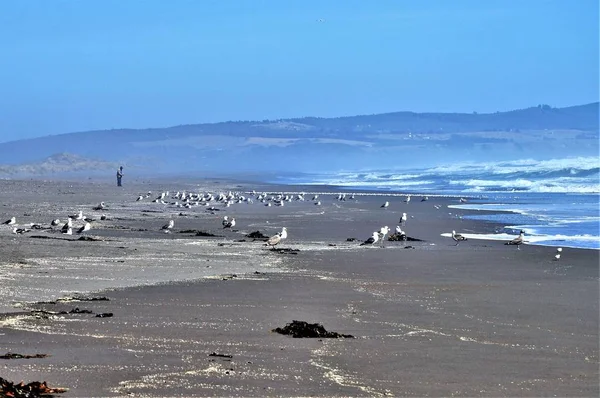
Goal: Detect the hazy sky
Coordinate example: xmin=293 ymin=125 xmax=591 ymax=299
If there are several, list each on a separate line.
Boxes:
xmin=0 ymin=0 xmax=598 ymax=142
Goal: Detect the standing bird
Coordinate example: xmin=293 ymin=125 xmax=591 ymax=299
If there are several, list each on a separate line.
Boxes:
xmin=70 ymin=210 xmax=84 ymax=220
xmin=404 ymin=195 xmax=411 ymax=204
xmin=61 ymin=217 xmax=73 ymax=233
xmin=360 ymin=231 xmax=380 ymax=246
xmin=379 ymin=226 xmax=390 ymax=247
xmin=381 ymin=201 xmax=389 ymax=209
xmin=505 ymin=230 xmax=525 ymax=250
xmin=93 ymin=202 xmax=105 ymax=211
xmin=266 ymin=228 xmax=286 ymax=250
xmin=223 ymin=217 xmax=236 ymax=229
xmin=556 ymin=247 xmax=563 ymax=253
xmin=400 ymin=212 xmax=408 ymax=226
xmin=451 ymin=230 xmax=467 ymax=246
xmin=554 ymin=254 xmax=561 ymax=261
xmin=77 ymin=222 xmax=91 ymax=234
xmin=222 ymin=216 xmax=229 ymax=227
xmin=162 ymin=219 xmax=174 ymax=232
xmin=3 ymin=216 xmax=16 ymax=225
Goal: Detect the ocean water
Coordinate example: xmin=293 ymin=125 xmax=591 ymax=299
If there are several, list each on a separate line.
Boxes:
xmin=275 ymin=156 xmax=600 ymax=250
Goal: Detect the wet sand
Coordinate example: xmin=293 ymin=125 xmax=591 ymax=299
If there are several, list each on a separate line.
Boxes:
xmin=1 ymin=178 xmax=598 ymax=397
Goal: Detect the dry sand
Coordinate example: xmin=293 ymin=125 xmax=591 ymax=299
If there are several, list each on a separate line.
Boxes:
xmin=0 ymin=178 xmax=598 ymax=397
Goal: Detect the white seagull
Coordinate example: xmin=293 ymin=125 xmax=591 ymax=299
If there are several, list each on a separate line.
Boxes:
xmin=51 ymin=219 xmax=60 ymax=227
xmin=223 ymin=217 xmax=236 ymax=229
xmin=93 ymin=202 xmax=105 ymax=211
xmin=379 ymin=226 xmax=390 ymax=247
xmin=77 ymin=222 xmax=91 ymax=234
xmin=162 ymin=219 xmax=174 ymax=232
xmin=61 ymin=217 xmax=73 ymax=233
xmin=451 ymin=230 xmax=467 ymax=246
xmin=361 ymin=231 xmax=379 ymax=246
xmin=70 ymin=210 xmax=84 ymax=220
xmin=3 ymin=217 xmax=16 ymax=225
xmin=554 ymin=254 xmax=561 ymax=261
xmin=400 ymin=212 xmax=408 ymax=226
xmin=222 ymin=216 xmax=229 ymax=227
xmin=404 ymin=195 xmax=411 ymax=204
xmin=381 ymin=201 xmax=389 ymax=209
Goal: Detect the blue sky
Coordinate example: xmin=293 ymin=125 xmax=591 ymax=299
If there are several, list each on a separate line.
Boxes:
xmin=0 ymin=0 xmax=598 ymax=142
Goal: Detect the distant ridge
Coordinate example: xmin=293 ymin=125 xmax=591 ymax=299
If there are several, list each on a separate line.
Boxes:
xmin=0 ymin=102 xmax=597 ymax=175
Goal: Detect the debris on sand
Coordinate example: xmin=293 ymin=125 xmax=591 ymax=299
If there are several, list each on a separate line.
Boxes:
xmin=388 ymin=233 xmax=423 ymax=242
xmin=208 ymin=352 xmax=233 ymax=358
xmin=272 ymin=320 xmax=354 ymax=338
xmin=246 ymin=231 xmax=269 ymax=240
xmin=0 ymin=376 xmax=68 ymax=397
xmin=57 ymin=296 xmax=109 ymax=303
xmin=178 ymin=229 xmax=222 ymax=237
xmin=76 ymin=236 xmax=104 ymax=241
xmin=271 ymin=248 xmax=300 ymax=255
xmin=0 ymin=353 xmax=48 ymax=360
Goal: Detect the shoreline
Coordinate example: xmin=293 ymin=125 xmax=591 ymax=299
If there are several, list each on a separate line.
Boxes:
xmin=1 ymin=178 xmax=598 ymax=397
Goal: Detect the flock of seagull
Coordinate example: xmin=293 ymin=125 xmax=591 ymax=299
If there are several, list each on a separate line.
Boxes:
xmin=1 ymin=190 xmax=560 ymax=259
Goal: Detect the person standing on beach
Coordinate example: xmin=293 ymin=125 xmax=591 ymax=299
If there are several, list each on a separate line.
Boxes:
xmin=116 ymin=166 xmax=123 ymax=187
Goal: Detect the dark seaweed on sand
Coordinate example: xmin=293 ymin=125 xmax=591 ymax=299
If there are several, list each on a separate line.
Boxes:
xmin=246 ymin=230 xmax=269 ymax=240
xmin=272 ymin=320 xmax=354 ymax=338
xmin=0 ymin=376 xmax=68 ymax=397
xmin=0 ymin=353 xmax=48 ymax=359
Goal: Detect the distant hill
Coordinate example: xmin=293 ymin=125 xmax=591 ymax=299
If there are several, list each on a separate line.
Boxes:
xmin=0 ymin=102 xmax=597 ymax=175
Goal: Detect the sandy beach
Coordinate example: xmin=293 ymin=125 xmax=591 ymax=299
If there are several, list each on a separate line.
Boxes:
xmin=1 ymin=178 xmax=598 ymax=397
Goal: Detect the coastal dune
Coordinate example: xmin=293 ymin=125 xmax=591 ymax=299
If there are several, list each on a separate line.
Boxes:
xmin=0 ymin=179 xmax=598 ymax=397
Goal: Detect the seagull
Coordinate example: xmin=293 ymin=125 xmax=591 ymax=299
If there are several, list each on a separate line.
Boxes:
xmin=421 ymin=196 xmax=429 ymax=202
xmin=12 ymin=227 xmax=30 ymax=234
xmin=61 ymin=217 xmax=73 ymax=233
xmin=162 ymin=219 xmax=174 ymax=232
xmin=222 ymin=216 xmax=229 ymax=227
xmin=381 ymin=201 xmax=389 ymax=209
xmin=3 ymin=217 xmax=16 ymax=225
xmin=266 ymin=229 xmax=286 ymax=250
xmin=360 ymin=231 xmax=379 ymax=246
xmin=100 ymin=214 xmax=107 ymax=221
xmin=77 ymin=222 xmax=91 ymax=234
xmin=70 ymin=210 xmax=84 ymax=220
xmin=404 ymin=195 xmax=411 ymax=204
xmin=556 ymin=247 xmax=563 ymax=253
xmin=223 ymin=217 xmax=236 ymax=229
xmin=51 ymin=219 xmax=60 ymax=227
xmin=93 ymin=202 xmax=105 ymax=211
xmin=279 ymin=227 xmax=288 ymax=240
xmin=63 ymin=227 xmax=73 ymax=235
xmin=554 ymin=254 xmax=561 ymax=261
xmin=505 ymin=230 xmax=525 ymax=250
xmin=378 ymin=226 xmax=390 ymax=247
xmin=451 ymin=230 xmax=467 ymax=246
xmin=400 ymin=212 xmax=408 ymax=226
xmin=460 ymin=198 xmax=468 ymax=203
xmin=395 ymin=226 xmax=407 ymax=243
xmin=136 ymin=195 xmax=144 ymax=201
